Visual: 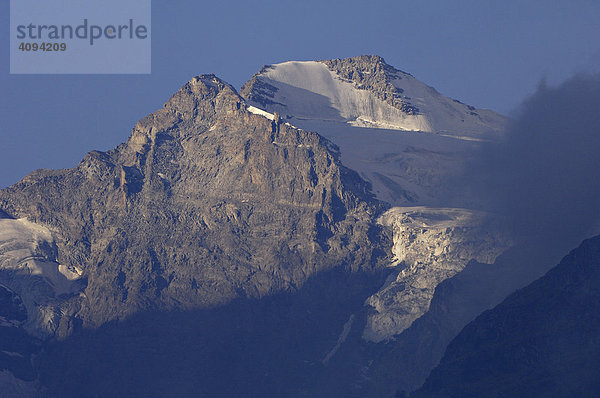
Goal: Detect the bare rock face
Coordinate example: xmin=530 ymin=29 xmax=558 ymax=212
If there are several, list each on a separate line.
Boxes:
xmin=363 ymin=207 xmax=509 ymax=342
xmin=0 ymin=74 xmax=387 ymax=331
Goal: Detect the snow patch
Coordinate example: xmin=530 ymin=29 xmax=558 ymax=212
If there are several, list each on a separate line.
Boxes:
xmin=0 ymin=218 xmax=82 ymax=296
xmin=247 ymin=105 xmax=275 ymax=121
xmin=0 ymin=351 xmax=24 ymax=358
xmin=387 ymin=76 xmax=507 ymax=138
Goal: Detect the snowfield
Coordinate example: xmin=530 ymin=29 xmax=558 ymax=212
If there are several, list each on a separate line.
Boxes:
xmin=254 ymin=61 xmax=431 ymax=131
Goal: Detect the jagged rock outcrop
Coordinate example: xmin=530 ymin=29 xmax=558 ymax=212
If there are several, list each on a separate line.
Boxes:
xmin=363 ymin=207 xmax=509 ymax=342
xmin=320 ymin=55 xmax=421 ymax=115
xmin=413 ymin=235 xmax=600 ymax=398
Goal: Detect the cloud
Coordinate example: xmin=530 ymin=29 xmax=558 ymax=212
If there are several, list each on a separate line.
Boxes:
xmin=467 ymin=73 xmax=600 ymax=248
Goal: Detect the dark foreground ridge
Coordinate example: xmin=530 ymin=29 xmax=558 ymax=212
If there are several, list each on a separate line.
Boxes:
xmin=414 ymin=235 xmax=600 ymax=397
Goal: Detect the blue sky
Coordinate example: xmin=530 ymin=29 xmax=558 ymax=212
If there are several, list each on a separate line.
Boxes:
xmin=1 ymin=0 xmax=599 ymax=188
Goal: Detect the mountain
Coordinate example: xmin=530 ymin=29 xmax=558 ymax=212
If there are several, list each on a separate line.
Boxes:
xmin=0 ymin=56 xmax=528 ymax=397
xmin=0 ymin=74 xmax=386 ymax=329
xmin=414 ymin=235 xmax=600 ymax=398
xmin=241 ymin=55 xmax=507 ymax=205
xmin=0 ymin=72 xmax=393 ymax=396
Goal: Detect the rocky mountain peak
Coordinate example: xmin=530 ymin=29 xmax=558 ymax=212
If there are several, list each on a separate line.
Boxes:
xmin=127 ymin=74 xmax=244 ymax=154
xmin=165 ymin=73 xmax=241 ymax=112
xmin=319 ymin=55 xmax=418 ymax=114
xmin=0 ymin=69 xmax=386 ymax=331
xmin=336 ymin=54 xmax=388 ymax=65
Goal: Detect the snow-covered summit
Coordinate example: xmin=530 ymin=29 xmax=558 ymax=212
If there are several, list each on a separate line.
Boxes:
xmin=241 ymin=56 xmax=508 ymax=206
xmin=241 ymin=55 xmax=507 ymax=139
